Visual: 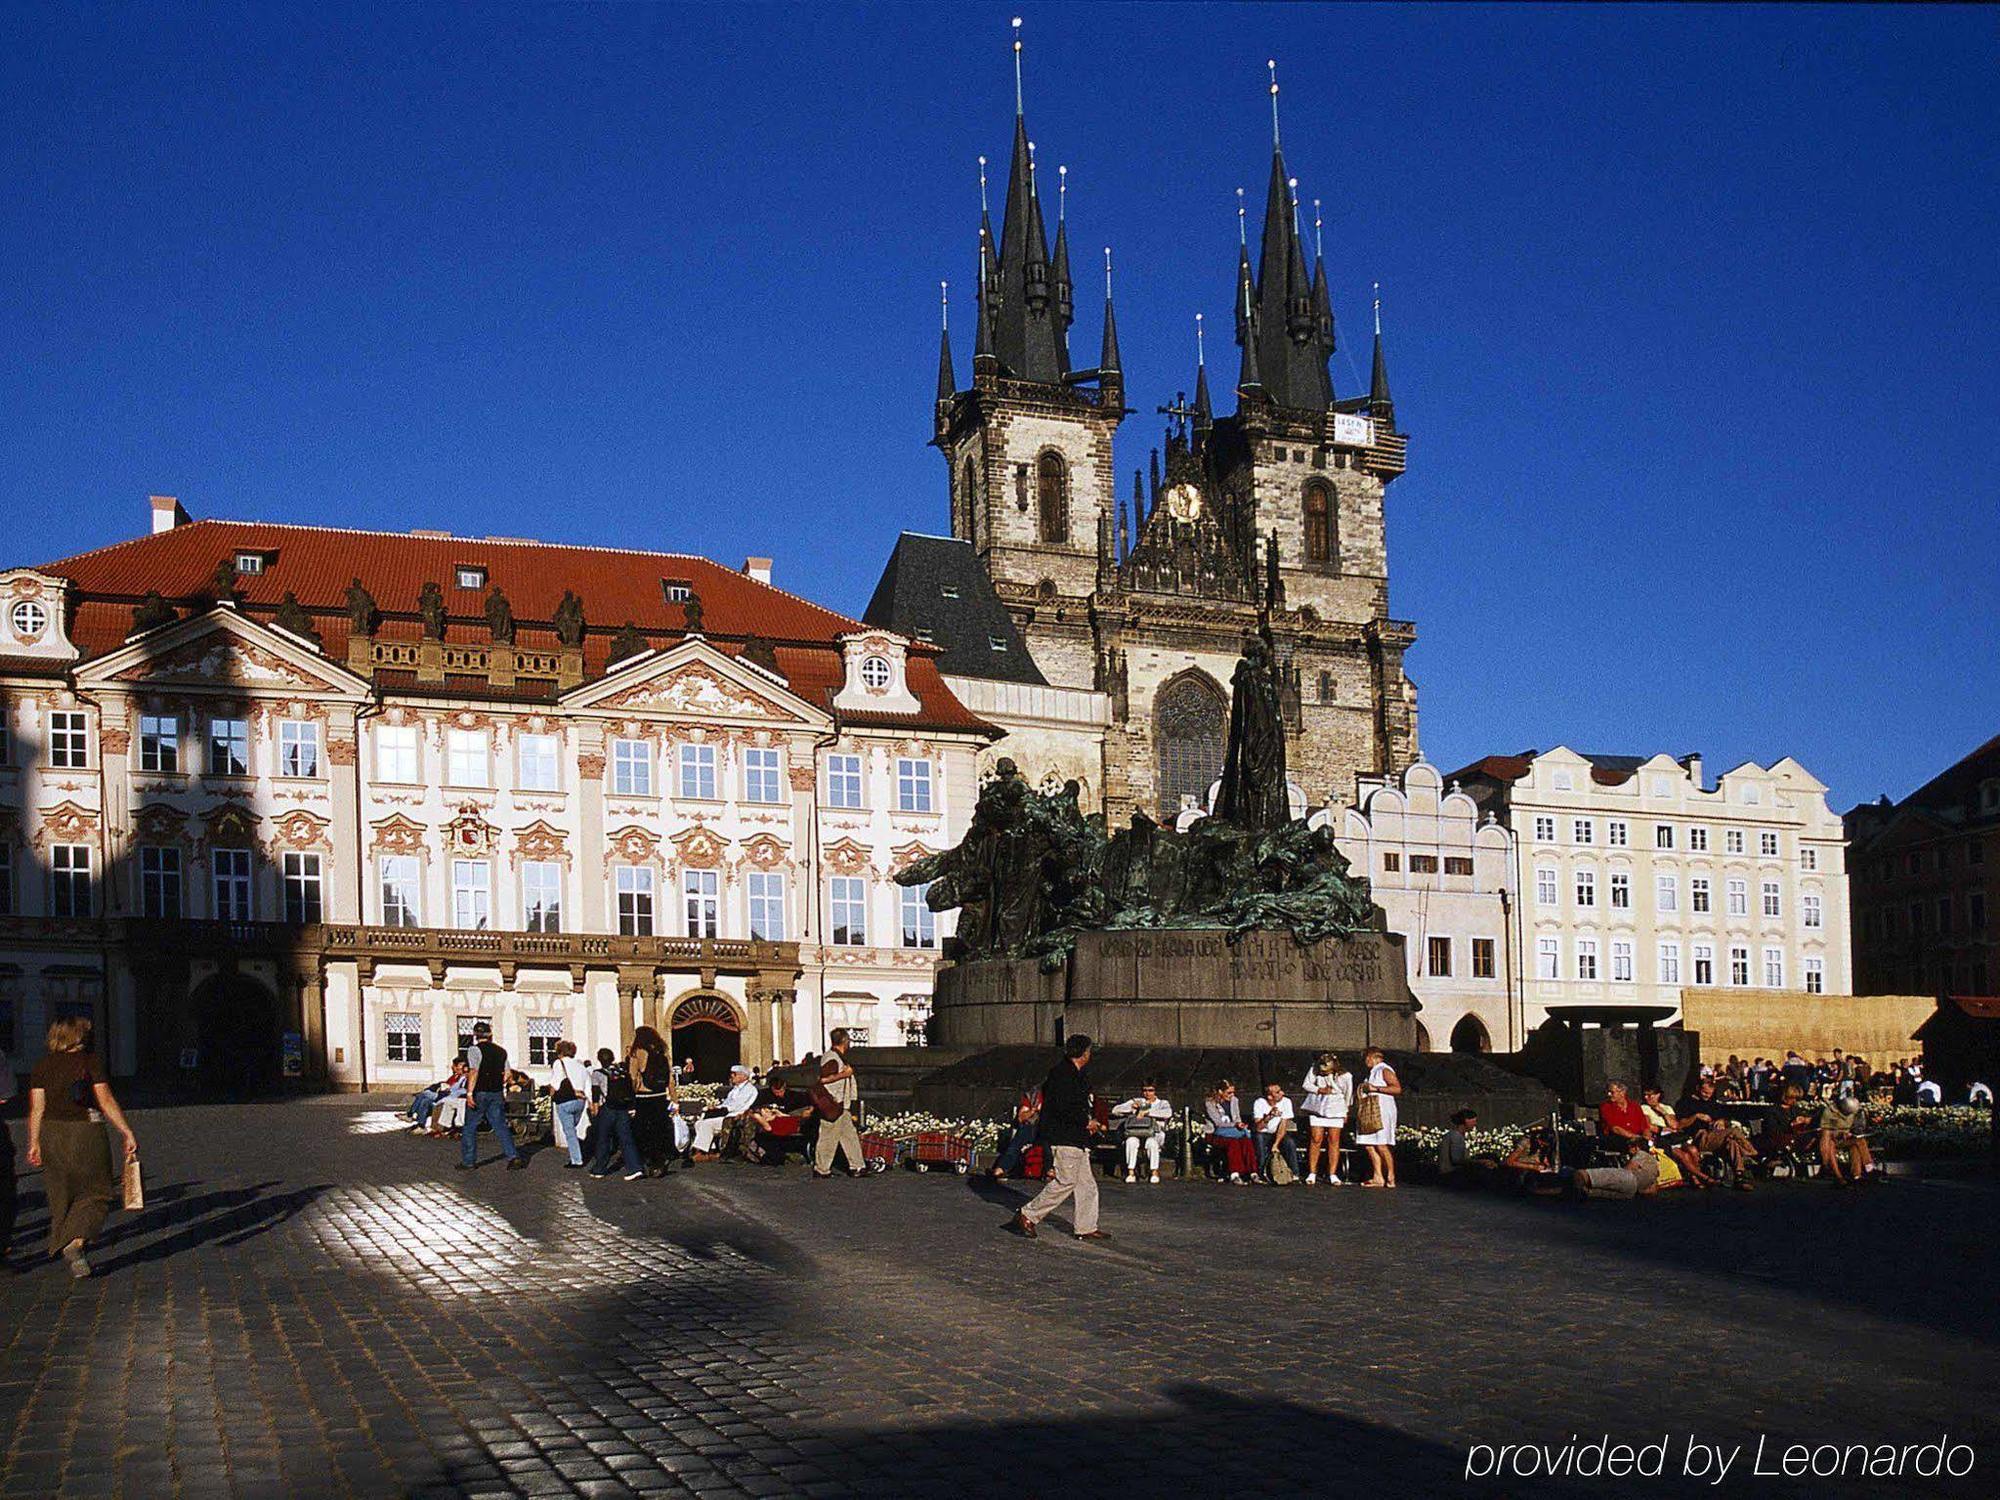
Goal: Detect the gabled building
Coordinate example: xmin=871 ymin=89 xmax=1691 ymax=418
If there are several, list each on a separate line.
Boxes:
xmin=1845 ymin=732 xmax=2000 ymax=996
xmin=915 ymin=40 xmax=1418 ymax=821
xmin=1451 ymin=747 xmax=1852 ymax=1025
xmin=0 ymin=503 xmax=995 ymax=1087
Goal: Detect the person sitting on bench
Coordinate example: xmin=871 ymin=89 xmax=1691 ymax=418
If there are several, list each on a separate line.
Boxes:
xmin=1112 ymin=1081 xmax=1172 ymax=1184
xmin=693 ymin=1063 xmax=760 ymax=1159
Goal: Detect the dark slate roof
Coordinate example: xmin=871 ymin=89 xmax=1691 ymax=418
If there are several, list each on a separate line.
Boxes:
xmin=862 ymin=533 xmax=1045 ymax=686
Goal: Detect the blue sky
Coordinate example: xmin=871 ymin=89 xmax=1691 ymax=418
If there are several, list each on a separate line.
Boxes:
xmin=3 ymin=4 xmax=1995 ymax=810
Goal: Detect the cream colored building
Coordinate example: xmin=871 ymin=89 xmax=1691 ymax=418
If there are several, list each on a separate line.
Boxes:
xmin=1315 ymin=760 xmax=1522 ymax=1053
xmin=1453 ymin=748 xmax=1853 ymax=1027
xmin=0 ymin=506 xmax=993 ymax=1090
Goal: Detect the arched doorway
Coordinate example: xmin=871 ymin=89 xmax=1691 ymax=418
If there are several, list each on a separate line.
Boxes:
xmin=1450 ymin=1013 xmax=1492 ymax=1054
xmin=669 ymin=993 xmax=741 ymax=1083
xmin=1155 ymin=672 xmax=1227 ymax=819
xmin=187 ymin=971 xmax=281 ymax=1096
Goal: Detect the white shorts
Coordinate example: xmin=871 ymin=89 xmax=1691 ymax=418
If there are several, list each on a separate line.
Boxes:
xmin=1306 ymin=1113 xmax=1347 ymax=1131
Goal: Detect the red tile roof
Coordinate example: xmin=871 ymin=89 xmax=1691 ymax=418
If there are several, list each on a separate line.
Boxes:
xmin=24 ymin=519 xmax=995 ymax=735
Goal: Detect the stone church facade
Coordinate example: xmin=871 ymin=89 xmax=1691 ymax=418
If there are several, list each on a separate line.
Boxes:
xmin=912 ymin=77 xmax=1420 ymax=825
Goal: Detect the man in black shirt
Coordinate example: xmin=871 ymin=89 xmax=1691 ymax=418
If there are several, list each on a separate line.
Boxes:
xmin=1012 ymin=1034 xmax=1108 ymax=1241
xmin=458 ymin=1022 xmax=525 ymax=1171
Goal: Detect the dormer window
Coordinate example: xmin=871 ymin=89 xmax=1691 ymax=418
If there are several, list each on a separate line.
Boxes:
xmin=914 ymin=629 xmax=935 ymax=644
xmin=859 ymin=656 xmax=891 ymax=690
xmin=1982 ymin=781 xmax=2000 ymax=814
xmin=234 ymin=552 xmax=266 ymax=575
xmin=662 ymin=579 xmax=692 ymax=603
xmin=988 ymin=635 xmax=1008 ymax=652
xmin=10 ymin=600 xmax=48 ymax=638
xmin=454 ymin=565 xmax=487 ymax=590
xmin=939 ymin=585 xmax=960 ymax=600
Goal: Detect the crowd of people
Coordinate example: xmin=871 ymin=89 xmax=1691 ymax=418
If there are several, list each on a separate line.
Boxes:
xmin=1703 ymin=1050 xmax=1989 ymax=1107
xmin=993 ymin=1047 xmax=1407 ymax=1193
xmin=398 ymin=1024 xmax=878 ymax=1181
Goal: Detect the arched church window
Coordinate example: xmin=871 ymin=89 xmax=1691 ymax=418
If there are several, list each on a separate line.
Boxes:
xmin=1303 ymin=481 xmax=1334 ymax=565
xmin=1155 ymin=674 xmax=1227 ymax=818
xmin=1036 ymin=451 xmax=1069 ymax=545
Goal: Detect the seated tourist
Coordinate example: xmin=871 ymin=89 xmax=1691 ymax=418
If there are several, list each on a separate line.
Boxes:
xmin=1501 ymin=1125 xmax=1567 ymax=1196
xmin=693 ymin=1063 xmax=760 ymax=1158
xmin=1112 ymin=1081 xmax=1173 ymax=1184
xmin=1436 ymin=1109 xmax=1496 ymax=1187
xmin=1596 ymin=1080 xmax=1650 ymax=1148
xmin=1756 ymin=1084 xmax=1818 ymax=1164
xmin=1817 ymin=1094 xmax=1877 ymax=1185
xmin=1640 ymin=1085 xmax=1716 ymax=1189
xmin=1571 ymin=1139 xmax=1662 ymax=1201
xmin=990 ymin=1087 xmax=1043 ymax=1179
xmin=1675 ymin=1074 xmax=1756 ymax=1189
xmin=1916 ymin=1076 xmax=1943 ymax=1105
xmin=408 ymin=1060 xmax=468 ymax=1134
xmin=746 ymin=1077 xmax=812 ymax=1163
xmin=1251 ymin=1082 xmax=1300 ymax=1185
xmin=1204 ymin=1080 xmax=1257 ymax=1184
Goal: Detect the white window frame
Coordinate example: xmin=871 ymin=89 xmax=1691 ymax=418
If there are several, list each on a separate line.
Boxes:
xmin=1609 ymin=871 xmax=1631 ymax=910
xmin=1692 ymin=943 xmax=1715 ymax=986
xmin=1725 ymin=829 xmax=1746 ymax=855
xmin=278 ymin=719 xmax=320 ymax=779
xmin=380 ymin=855 xmax=421 ymax=927
xmin=1571 ymin=818 xmax=1594 ymax=845
xmin=1536 ymin=936 xmax=1560 ymax=981
xmin=451 ymin=859 xmax=491 ymax=930
xmin=826 ymin=753 xmax=864 ymax=809
xmin=611 ymin=739 xmax=652 ymax=797
xmin=1688 ymin=826 xmax=1710 ymax=852
xmin=446 ymin=729 xmax=488 ymax=788
xmin=138 ymin=845 xmax=181 ymax=918
xmin=1653 ymin=824 xmax=1675 ymax=851
xmin=1762 ymin=947 xmax=1785 ymax=988
xmin=1575 ymin=938 xmax=1599 ymax=981
xmin=896 ymin=758 xmax=935 ymax=814
xmin=747 ymin=871 xmax=786 ymax=941
xmin=49 ymin=852 xmax=91 ymax=924
xmin=1759 ymin=830 xmax=1780 ymax=858
xmin=684 ymin=868 xmax=720 ymax=938
xmin=1535 ymin=866 xmax=1558 ymax=907
xmin=384 ymin=1012 xmax=423 ymax=1064
xmin=901 ymin=881 xmax=937 ymax=949
xmin=139 ymin=713 xmax=180 ymax=773
xmin=1691 ymin=877 xmax=1711 ymax=914
xmin=281 ymin=851 xmax=323 ymax=924
xmin=1607 ymin=820 xmax=1628 ymax=848
xmin=1574 ymin=868 xmax=1596 ymax=908
xmin=616 ymin=865 xmax=655 ymax=936
xmin=1761 ymin=881 xmax=1782 ymax=918
xmin=1658 ymin=942 xmax=1681 ymax=985
xmin=522 ymin=860 xmax=562 ymax=933
xmin=525 ymin=1016 xmax=563 ymax=1068
xmin=49 ymin=710 xmax=89 ymax=769
xmin=829 ymin=875 xmax=868 ymax=946
xmin=742 ymin=746 xmax=782 ymax=804
xmin=376 ymin=723 xmax=420 ymax=783
xmin=1533 ymin=815 xmax=1556 ymax=843
xmin=1801 ymin=847 xmax=1818 ymax=872
xmin=1610 ymin=940 xmax=1634 ymax=983
xmin=517 ymin=732 xmax=560 ymax=792
xmin=1729 ymin=946 xmax=1750 ymax=987
xmin=678 ymin=743 xmax=718 ymax=801
xmin=212 ymin=848 xmax=253 ymax=921
xmin=1726 ymin=878 xmax=1749 ymax=918
xmin=1803 ymin=956 xmax=1825 ymax=995
xmin=1654 ymin=874 xmax=1677 ymax=913
xmin=208 ymin=717 xmax=250 ymax=777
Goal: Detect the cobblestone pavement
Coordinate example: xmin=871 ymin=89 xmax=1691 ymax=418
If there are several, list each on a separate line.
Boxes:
xmin=1 ymin=1096 xmax=1995 ymax=1498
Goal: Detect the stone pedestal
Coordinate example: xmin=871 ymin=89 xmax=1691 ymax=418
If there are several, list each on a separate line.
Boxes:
xmin=929 ymin=926 xmax=1420 ymax=1052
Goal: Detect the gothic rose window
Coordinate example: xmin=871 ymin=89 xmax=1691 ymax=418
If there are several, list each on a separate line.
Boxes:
xmin=1036 ymin=450 xmax=1068 ymax=545
xmin=1155 ymin=674 xmax=1227 ymax=817
xmin=1304 ymin=481 xmax=1333 ymax=565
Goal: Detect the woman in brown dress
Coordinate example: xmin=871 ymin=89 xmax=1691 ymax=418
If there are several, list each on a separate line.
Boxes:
xmin=25 ymin=1017 xmax=139 ymax=1278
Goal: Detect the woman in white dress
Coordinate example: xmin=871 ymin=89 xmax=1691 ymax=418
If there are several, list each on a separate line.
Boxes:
xmin=1356 ymin=1046 xmax=1402 ymax=1188
xmin=1301 ymin=1052 xmax=1352 ymax=1186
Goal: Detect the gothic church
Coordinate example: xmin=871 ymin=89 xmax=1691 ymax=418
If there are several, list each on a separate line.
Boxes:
xmin=870 ymin=51 xmax=1419 ymax=825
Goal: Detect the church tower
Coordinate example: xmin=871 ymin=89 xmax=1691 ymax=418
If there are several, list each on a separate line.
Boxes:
xmin=933 ymin=24 xmax=1125 ymax=691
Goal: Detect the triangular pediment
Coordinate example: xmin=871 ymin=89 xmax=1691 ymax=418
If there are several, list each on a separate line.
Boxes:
xmin=80 ymin=607 xmax=368 ymax=697
xmin=563 ymin=636 xmax=828 ymax=727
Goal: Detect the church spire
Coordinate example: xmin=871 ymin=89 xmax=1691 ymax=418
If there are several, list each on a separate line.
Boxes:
xmin=985 ymin=21 xmax=1069 ymax=384
xmin=1369 ymin=282 xmax=1394 ymax=423
xmin=936 ymin=282 xmax=956 ymax=405
xmin=1234 ymin=61 xmax=1333 ymax=413
xmin=1099 ymin=246 xmax=1121 ymax=376
xmin=1193 ymin=312 xmax=1213 ymax=431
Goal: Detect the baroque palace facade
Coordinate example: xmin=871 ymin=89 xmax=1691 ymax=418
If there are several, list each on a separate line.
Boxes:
xmin=869 ymin=65 xmax=1419 ymax=824
xmin=0 ymin=505 xmax=990 ymax=1087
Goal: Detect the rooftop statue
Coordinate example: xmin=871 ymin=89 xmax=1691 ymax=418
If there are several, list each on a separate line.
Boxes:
xmin=898 ymin=635 xmax=1375 ymax=969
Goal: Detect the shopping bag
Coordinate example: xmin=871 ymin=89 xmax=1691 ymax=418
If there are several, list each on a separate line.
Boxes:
xmin=122 ymin=1154 xmax=145 ymax=1212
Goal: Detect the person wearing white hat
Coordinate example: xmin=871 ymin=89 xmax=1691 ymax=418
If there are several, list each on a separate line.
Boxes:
xmin=693 ymin=1063 xmax=761 ymax=1158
